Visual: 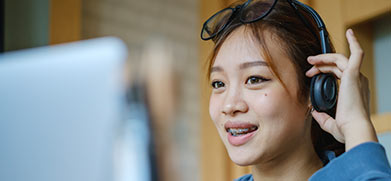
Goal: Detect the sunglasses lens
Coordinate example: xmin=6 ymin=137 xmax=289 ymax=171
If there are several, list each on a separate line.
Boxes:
xmin=201 ymin=8 xmax=233 ymax=40
xmin=240 ymin=0 xmax=276 ymax=23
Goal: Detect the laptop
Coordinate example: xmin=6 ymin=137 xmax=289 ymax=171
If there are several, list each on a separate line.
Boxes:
xmin=0 ymin=37 xmax=151 ymax=181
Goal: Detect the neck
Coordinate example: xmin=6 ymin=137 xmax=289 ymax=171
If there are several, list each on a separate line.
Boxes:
xmin=252 ymin=139 xmax=323 ymax=181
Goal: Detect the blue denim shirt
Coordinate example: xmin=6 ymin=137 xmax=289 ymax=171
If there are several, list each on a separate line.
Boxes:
xmin=236 ymin=142 xmax=391 ymax=181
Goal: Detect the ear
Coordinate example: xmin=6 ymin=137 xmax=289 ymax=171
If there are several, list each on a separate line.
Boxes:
xmin=307 ymin=95 xmax=312 ymax=110
xmin=306 ymin=97 xmax=313 ymax=116
xmin=308 ymin=90 xmax=315 ymax=105
xmin=308 ymin=103 xmax=312 ymax=110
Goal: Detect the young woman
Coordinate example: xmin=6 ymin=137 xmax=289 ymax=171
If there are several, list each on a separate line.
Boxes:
xmin=201 ymin=0 xmax=391 ymax=180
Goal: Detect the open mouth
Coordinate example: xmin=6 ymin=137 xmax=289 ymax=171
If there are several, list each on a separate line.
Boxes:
xmin=224 ymin=122 xmax=259 ymax=146
xmin=226 ymin=126 xmax=258 ymax=136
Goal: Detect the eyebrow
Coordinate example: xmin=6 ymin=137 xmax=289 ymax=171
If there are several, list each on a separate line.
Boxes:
xmin=210 ymin=60 xmax=268 ymax=73
xmin=210 ymin=66 xmax=223 ymax=73
xmin=239 ymin=61 xmax=268 ymax=69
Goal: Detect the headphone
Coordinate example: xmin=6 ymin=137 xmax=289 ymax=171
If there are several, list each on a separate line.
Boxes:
xmin=291 ymin=0 xmax=338 ymax=117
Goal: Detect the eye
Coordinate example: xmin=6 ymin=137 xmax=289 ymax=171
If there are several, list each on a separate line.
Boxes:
xmin=246 ymin=76 xmax=269 ymax=85
xmin=211 ymin=80 xmax=225 ymax=89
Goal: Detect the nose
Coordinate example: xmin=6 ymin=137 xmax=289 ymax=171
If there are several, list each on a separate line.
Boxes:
xmin=222 ymin=88 xmax=248 ymax=116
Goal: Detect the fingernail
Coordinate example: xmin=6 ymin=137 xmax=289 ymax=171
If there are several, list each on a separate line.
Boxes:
xmin=348 ymin=29 xmax=354 ymax=35
xmin=305 ymin=71 xmax=311 ymax=77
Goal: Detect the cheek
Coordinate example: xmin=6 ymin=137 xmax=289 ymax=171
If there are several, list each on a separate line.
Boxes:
xmin=209 ymin=95 xmax=226 ymax=137
xmin=251 ymin=90 xmax=289 ymax=118
xmin=248 ymin=88 xmax=303 ymax=134
xmin=209 ymin=95 xmax=221 ymax=123
xmin=249 ymin=87 xmax=308 ymax=138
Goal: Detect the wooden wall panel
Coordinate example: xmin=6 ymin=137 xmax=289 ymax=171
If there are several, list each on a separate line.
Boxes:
xmin=343 ymin=0 xmax=391 ymax=27
xmin=312 ymin=0 xmax=347 ymax=54
xmin=372 ymin=113 xmax=391 ymax=134
xmin=49 ymin=0 xmax=81 ymax=44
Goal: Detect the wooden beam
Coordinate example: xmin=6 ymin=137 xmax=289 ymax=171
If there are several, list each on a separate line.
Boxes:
xmin=312 ymin=0 xmax=347 ymax=54
xmin=372 ymin=113 xmax=391 ymax=134
xmin=49 ymin=0 xmax=81 ymax=44
xmin=343 ymin=0 xmax=391 ymax=27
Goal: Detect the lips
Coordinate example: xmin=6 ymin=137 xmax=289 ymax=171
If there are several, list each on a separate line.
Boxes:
xmin=224 ymin=121 xmax=258 ymax=146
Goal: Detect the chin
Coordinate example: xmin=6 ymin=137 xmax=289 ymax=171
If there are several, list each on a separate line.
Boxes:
xmin=224 ymin=143 xmax=261 ymax=166
xmin=217 ymin=126 xmax=265 ymax=166
xmin=228 ymin=150 xmax=258 ymax=166
xmin=231 ymin=157 xmax=254 ymax=166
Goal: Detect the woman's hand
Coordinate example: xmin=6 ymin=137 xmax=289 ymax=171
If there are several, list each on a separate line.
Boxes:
xmin=305 ymin=29 xmax=378 ymax=151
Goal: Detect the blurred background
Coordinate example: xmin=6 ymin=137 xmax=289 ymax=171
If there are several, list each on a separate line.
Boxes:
xmin=1 ymin=0 xmax=390 ymax=180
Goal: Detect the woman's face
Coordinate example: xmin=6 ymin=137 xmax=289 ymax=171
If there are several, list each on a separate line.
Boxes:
xmin=209 ymin=26 xmax=311 ymax=166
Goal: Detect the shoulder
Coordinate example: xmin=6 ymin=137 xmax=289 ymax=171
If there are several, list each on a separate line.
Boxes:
xmin=311 ymin=142 xmax=391 ymax=180
xmin=235 ymin=174 xmax=253 ymax=181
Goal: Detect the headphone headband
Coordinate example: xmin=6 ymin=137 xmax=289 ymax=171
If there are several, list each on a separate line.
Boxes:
xmin=290 ymin=0 xmax=337 ymax=117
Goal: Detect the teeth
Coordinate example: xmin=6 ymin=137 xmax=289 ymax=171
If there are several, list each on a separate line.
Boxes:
xmin=228 ymin=126 xmax=257 ymax=136
xmin=230 ymin=128 xmax=249 ymax=133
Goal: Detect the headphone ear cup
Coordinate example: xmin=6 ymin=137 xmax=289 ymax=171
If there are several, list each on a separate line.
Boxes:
xmin=310 ymin=73 xmax=338 ymax=117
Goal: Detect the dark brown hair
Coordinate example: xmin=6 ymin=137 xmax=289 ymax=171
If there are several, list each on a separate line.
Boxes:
xmin=206 ymin=0 xmax=344 ymax=160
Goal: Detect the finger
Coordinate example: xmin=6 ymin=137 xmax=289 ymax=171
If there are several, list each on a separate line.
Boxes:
xmin=308 ymin=54 xmax=348 ymax=71
xmin=306 ymin=65 xmax=343 ymax=79
xmin=346 ymin=29 xmax=364 ymax=71
xmin=312 ymin=110 xmax=345 ymax=143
